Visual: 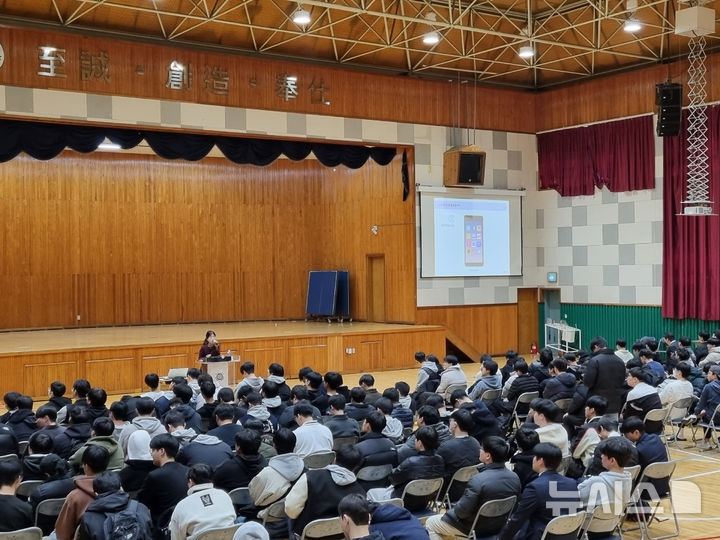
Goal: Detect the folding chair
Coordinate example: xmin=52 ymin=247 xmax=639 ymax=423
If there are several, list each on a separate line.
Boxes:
xmin=437 ymin=464 xmax=479 ymax=510
xmin=356 ymin=464 xmax=393 ymax=483
xmin=303 ymin=451 xmax=335 ymax=469
xmin=557 ymin=455 xmax=573 ymax=476
xmin=400 ymin=477 xmax=444 ymax=521
xmin=17 ymin=441 xmax=29 ymax=456
xmin=623 ymin=461 xmax=679 ymax=540
xmin=0 ymin=454 xmax=19 ymax=464
xmin=539 ymin=511 xmax=587 ymax=540
xmin=228 ymin=486 xmax=252 ymax=507
xmin=34 ymin=497 xmax=66 ymax=529
xmin=454 ymin=494 xmax=517 ymax=540
xmin=443 ymin=383 xmax=468 ymax=402
xmin=508 ymin=391 xmax=539 ymax=435
xmin=479 ymin=388 xmax=502 ymax=408
xmin=554 ymin=398 xmax=572 ymax=413
xmin=15 ymin=480 xmax=43 ymax=499
xmin=643 ymin=407 xmax=670 ymax=442
xmin=193 ymin=524 xmax=241 ymax=540
xmin=260 ymin=498 xmax=288 ymax=527
xmin=0 ymin=528 xmax=43 ymax=540
xmin=297 ymin=516 xmax=342 ymax=540
xmin=332 ymin=436 xmax=357 ymax=451
xmin=665 ymin=396 xmax=696 ymax=447
xmin=690 ymin=403 xmax=720 ymax=451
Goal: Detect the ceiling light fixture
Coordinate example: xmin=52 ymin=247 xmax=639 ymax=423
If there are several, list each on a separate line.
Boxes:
xmin=623 ymin=18 xmax=642 ymax=32
xmin=423 ymin=31 xmax=440 ymax=45
xmin=292 ymin=7 xmax=311 ymax=25
xmin=518 ymin=45 xmax=535 ymax=59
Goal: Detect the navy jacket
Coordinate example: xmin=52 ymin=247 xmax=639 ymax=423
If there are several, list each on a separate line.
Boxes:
xmin=370 ymin=503 xmax=429 ymax=540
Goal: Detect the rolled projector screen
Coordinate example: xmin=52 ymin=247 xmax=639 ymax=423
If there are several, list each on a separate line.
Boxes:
xmin=420 ymin=189 xmax=523 ymax=278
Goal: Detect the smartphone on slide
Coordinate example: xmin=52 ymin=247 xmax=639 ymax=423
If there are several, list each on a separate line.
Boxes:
xmin=464 ymin=215 xmax=484 ymax=266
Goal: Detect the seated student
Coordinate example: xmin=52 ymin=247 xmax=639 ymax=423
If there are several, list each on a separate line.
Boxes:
xmin=267 ymin=363 xmax=292 ymax=403
xmin=691 ymin=364 xmax=720 ymax=450
xmin=614 ymin=338 xmax=635 ymax=365
xmin=213 ymin=429 xmax=268 ymax=492
xmin=56 ymin=379 xmax=91 ymax=425
xmin=375 ymin=397 xmax=404 ymax=443
xmin=261 ymin=380 xmax=286 ymax=419
xmin=414 ymin=351 xmax=441 ymax=394
xmin=355 ymin=412 xmax=398 ymax=477
xmin=69 ymin=417 xmax=125 ymax=471
xmin=577 ymin=437 xmax=633 ymax=539
xmin=0 ymin=391 xmax=20 ymax=424
xmin=426 ymin=436 xmax=521 ymax=540
xmin=369 ymin=500 xmax=429 ymax=540
xmin=293 ymin=401 xmax=334 ymax=457
xmin=196 ymin=381 xmax=218 ymax=427
xmin=509 ymin=427 xmax=540 ymax=488
xmin=639 ymin=349 xmax=666 ymax=387
xmin=153 ymin=376 xmax=186 ymax=418
xmin=53 ymin=445 xmax=111 ymax=540
xmin=360 ymin=374 xmax=382 ymax=405
xmin=46 ymin=381 xmax=72 ymax=411
xmin=119 ymin=430 xmax=157 ymax=494
xmin=305 ymin=371 xmax=330 ymax=413
xmin=7 ymin=395 xmax=37 ymax=442
xmin=450 ymin=390 xmax=502 ymax=443
xmin=659 ymin=361 xmax=694 ymax=440
xmin=285 ymin=445 xmax=366 ymax=537
xmin=385 ymin=387 xmax=414 ymax=428
xmin=491 ymin=360 xmax=540 ymax=423
xmin=140 ymin=373 xmax=164 ymax=401
xmin=567 ymin=395 xmax=606 ymax=477
xmin=78 ymin=471 xmax=152 ymax=540
xmin=345 ymin=387 xmax=374 ymax=423
xmin=249 ymin=427 xmax=304 ymax=509
xmin=542 ymin=358 xmax=577 ymax=402
xmin=239 ymin=392 xmax=277 ymax=436
xmin=29 ymin=456 xmax=75 ymax=534
xmin=586 ymin=418 xmax=638 ymax=477
xmin=530 ymin=348 xmax=554 ymax=386
xmin=397 ymin=405 xmax=451 ymax=463
xmin=435 ymin=355 xmax=467 ymax=402
xmin=368 ymin=426 xmax=445 ymax=512
xmin=117 ymin=396 xmax=167 ymax=454
xmin=53 ymin=406 xmax=92 ymax=460
xmin=165 ymin=384 xmax=204 ymax=434
xmin=324 ymin=395 xmax=361 ymax=439
xmin=0 ymin=459 xmax=33 ymax=532
xmin=175 ymin=422 xmax=233 ymax=469
xmin=338 ymin=494 xmax=384 ymax=540
xmin=137 ymin=434 xmax=190 ymax=532
xmin=34 ymin=405 xmax=66 ymax=449
xmin=169 ymin=464 xmax=236 ymax=540
xmin=467 ymin=356 xmax=502 ymax=400
xmin=108 ymin=401 xmax=128 ymax=440
xmin=529 ymin=399 xmax=570 ymax=457
xmin=23 ymin=432 xmax=54 ymax=481
xmin=620 ymin=417 xmax=669 ymax=497
xmin=498 ymin=443 xmax=582 ymax=540
xmin=185 ymin=367 xmax=202 ymax=398
xmin=436 ymin=408 xmax=481 ymax=502
xmin=277 ymin=387 xmax=322 ymax=429
xmin=235 ymin=361 xmax=265 ymax=396
xmin=324 ymin=371 xmax=350 ymax=402
xmin=85 ymin=388 xmax=110 ymax=424
xmin=623 ymin=368 xmax=663 ymax=434
xmin=206 ymin=404 xmax=244 ymax=448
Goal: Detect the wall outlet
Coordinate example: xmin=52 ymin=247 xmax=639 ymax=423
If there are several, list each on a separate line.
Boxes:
xmin=76 ymin=314 xmax=81 ymax=321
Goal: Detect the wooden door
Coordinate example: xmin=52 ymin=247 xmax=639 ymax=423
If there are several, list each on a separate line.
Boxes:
xmin=516 ymin=288 xmax=539 ymax=354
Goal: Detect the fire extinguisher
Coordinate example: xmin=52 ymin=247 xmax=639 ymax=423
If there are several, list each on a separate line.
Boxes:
xmin=530 ymin=342 xmax=538 ymax=355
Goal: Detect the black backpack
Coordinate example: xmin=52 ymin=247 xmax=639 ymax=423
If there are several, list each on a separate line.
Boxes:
xmin=103 ymin=500 xmax=151 ymax=540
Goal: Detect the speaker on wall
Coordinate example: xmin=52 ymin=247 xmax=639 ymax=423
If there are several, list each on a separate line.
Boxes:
xmin=655 ymin=82 xmax=682 ymax=137
xmin=443 ymin=145 xmax=486 ymax=187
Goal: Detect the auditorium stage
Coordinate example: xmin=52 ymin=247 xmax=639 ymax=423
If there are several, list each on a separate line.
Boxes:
xmin=0 ymin=321 xmax=446 ymax=399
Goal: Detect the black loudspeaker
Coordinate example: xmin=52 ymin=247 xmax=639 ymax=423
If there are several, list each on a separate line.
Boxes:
xmin=443 ymin=145 xmax=486 ymax=187
xmin=655 ymin=82 xmax=682 ymax=137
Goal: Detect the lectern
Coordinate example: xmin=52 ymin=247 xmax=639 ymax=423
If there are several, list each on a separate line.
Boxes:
xmin=198 ymin=356 xmax=242 ymax=387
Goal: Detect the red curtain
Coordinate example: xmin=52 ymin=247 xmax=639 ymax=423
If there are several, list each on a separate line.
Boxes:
xmin=538 ymin=115 xmax=654 ymax=196
xmin=662 ymin=104 xmax=720 ymax=320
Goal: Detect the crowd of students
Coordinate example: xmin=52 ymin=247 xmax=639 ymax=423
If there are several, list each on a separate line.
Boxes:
xmin=0 ymin=330 xmax=715 ymax=540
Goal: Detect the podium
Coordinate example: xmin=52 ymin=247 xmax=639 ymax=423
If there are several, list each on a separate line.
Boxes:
xmin=544 ymin=322 xmax=581 ymax=354
xmin=198 ymin=356 xmax=242 ymax=388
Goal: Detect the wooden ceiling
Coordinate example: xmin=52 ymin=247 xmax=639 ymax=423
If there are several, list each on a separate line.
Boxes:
xmin=0 ymin=0 xmax=717 ymax=89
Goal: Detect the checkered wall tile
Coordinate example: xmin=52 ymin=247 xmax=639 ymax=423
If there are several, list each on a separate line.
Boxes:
xmin=0 ymin=85 xmax=663 ymax=308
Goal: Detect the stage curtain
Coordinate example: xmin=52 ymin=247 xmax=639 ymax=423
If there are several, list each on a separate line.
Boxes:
xmin=662 ymin=104 xmax=720 ymax=320
xmin=0 ymin=118 xmax=397 ymax=170
xmin=538 ymin=115 xmax=654 ymax=196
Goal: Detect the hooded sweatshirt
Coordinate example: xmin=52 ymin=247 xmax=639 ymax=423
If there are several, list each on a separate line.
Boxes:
xmin=370 ymin=503 xmax=429 ymax=540
xmin=696 ymin=379 xmax=720 ymax=421
xmin=213 ymin=452 xmax=268 ymax=492
xmin=68 ymin=436 xmax=125 ymax=470
xmin=382 ymin=415 xmax=404 ymax=442
xmin=249 ymin=453 xmax=306 ymax=507
xmin=80 ymin=490 xmax=152 ymax=540
xmin=242 ymin=404 xmax=275 ymax=428
xmin=118 ymin=416 xmax=167 ymax=454
xmin=7 ymin=409 xmax=37 ymax=441
xmin=266 ymin=375 xmax=292 ymax=402
xmin=169 ymin=483 xmax=236 ymax=540
xmin=54 ymin=475 xmax=96 ymax=540
xmin=176 ymin=434 xmax=233 ymax=468
xmin=171 ymin=427 xmax=197 ymax=446
xmin=542 ymin=372 xmax=578 ymax=402
xmin=22 ymin=453 xmax=49 ymax=481
xmin=235 ymin=376 xmax=265 ymax=396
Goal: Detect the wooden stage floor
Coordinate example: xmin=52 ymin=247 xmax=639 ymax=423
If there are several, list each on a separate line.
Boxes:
xmin=0 ymin=321 xmax=446 ymax=398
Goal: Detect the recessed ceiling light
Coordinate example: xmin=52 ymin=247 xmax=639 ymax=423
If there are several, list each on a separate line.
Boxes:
xmin=518 ymin=45 xmax=535 ymax=58
xmin=423 ymin=31 xmax=440 ymax=45
xmin=293 ymin=8 xmax=311 ymax=25
xmin=623 ymin=18 xmax=642 ymax=32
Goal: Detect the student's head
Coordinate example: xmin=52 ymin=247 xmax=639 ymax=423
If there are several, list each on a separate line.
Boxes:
xmin=329 ymin=394 xmax=347 ymax=413
xmin=359 ymin=374 xmax=375 ymax=388
xmin=324 ymin=372 xmax=344 ymax=391
xmin=172 ymin=383 xmax=193 ymax=404
xmin=93 ymin=471 xmax=121 ymax=495
xmin=109 ymin=401 xmax=128 ymax=422
xmin=186 ymin=368 xmax=201 ymax=381
xmin=417 ymin=405 xmax=440 ymax=427
xmin=450 ymin=389 xmax=470 ymax=408
xmin=423 ymin=393 xmax=445 ymax=411
xmin=261 ymin=380 xmax=279 ymax=399
xmin=273 ymin=427 xmax=297 ymax=455
xmin=513 ymin=360 xmax=529 ymax=374
xmin=246 ymin=392 xmax=263 ymax=407
xmin=69 ymin=406 xmax=90 ymax=425
xmin=585 ymin=395 xmax=608 ymax=417
xmin=539 ymin=348 xmax=554 ymax=367
xmin=92 ymin=417 xmax=115 ymax=437
xmin=3 ymin=392 xmax=20 ymax=410
xmin=82 ymin=444 xmax=111 ymax=475
xmin=365 ymin=411 xmax=387 ymax=434
xmin=305 ymin=371 xmax=323 ymax=390
xmin=28 ymin=432 xmax=53 ymax=455
xmin=674 ymin=361 xmax=692 ymax=379
xmin=17 ymin=395 xmax=33 ymax=410
xmin=532 ymin=442 xmax=562 ymax=472
xmin=188 ymin=463 xmax=214 ymax=486
xmin=200 ymin=380 xmax=216 ymax=400
xmin=375 ymin=397 xmax=393 ymax=416
xmin=550 ymin=358 xmax=567 ymax=374
xmin=620 ymin=416 xmax=645 ymax=442
xmin=514 ymin=427 xmax=540 ymax=453
xmin=268 ymin=363 xmax=285 ymax=377
xmin=394 ymin=381 xmax=410 ymax=398
xmin=626 ymin=367 xmax=647 ymax=386
xmin=679 ymin=336 xmax=691 ymax=348
xmin=164 ymin=410 xmax=186 ymax=431
xmin=482 ymin=358 xmax=499 ymax=376
xmin=214 ymin=404 xmax=235 ymax=423
xmin=530 ymin=399 xmax=560 ymax=424
xmin=338 ymin=493 xmax=372 ymax=531
xmin=638 ymin=349 xmax=655 ymax=363
xmin=241 ymin=361 xmax=256 ymax=375
xmin=415 ymin=351 xmax=426 ymax=363
xmin=415 ymin=425 xmax=439 ymax=453
xmin=149 ymin=433 xmax=180 ymax=462
xmin=235 ymin=429 xmax=261 ymax=456
xmin=218 ymin=387 xmax=235 ymax=403
xmin=135 ymin=397 xmax=156 ymax=416
xmin=40 ymin=454 xmax=71 ymax=481
xmin=334 ymin=445 xmax=363 ymax=472
xmin=35 ymin=405 xmax=57 ymax=427
xmin=600 ymin=436 xmax=633 ymax=469
xmin=598 ymin=417 xmax=619 ymax=439
xmin=0 ymin=459 xmax=22 ymax=488
xmin=699 ymin=331 xmax=710 ymax=342
xmin=616 ymin=338 xmax=627 ymax=349
xmin=50 ymin=381 xmax=66 ymax=398
xmin=298 ymin=366 xmax=314 ymax=382
xmin=144 ymin=373 xmax=160 ymax=390
xmin=349 ymin=387 xmax=366 ymax=404
xmin=481 ymin=436 xmax=510 ymax=464
xmin=73 ymin=379 xmax=91 ymax=398
xmin=382 ymin=388 xmax=400 ymax=404
xmin=449 ymin=408 xmax=474 ymax=434
xmin=294 ymin=401 xmax=314 ymax=420
xmin=442 ymin=355 xmax=459 ymax=368
xmin=291 ymin=385 xmax=309 ymax=402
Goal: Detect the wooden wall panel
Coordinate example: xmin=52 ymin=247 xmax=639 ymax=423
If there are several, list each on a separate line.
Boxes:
xmin=141 ymin=352 xmax=194 ymax=381
xmin=0 ymin=150 xmax=414 ymax=329
xmin=342 ymin=335 xmax=383 ymax=373
xmin=416 ymin=305 xmax=518 ymax=356
xmin=24 ymin=361 xmax=78 ymax=399
xmin=85 ymin=355 xmax=137 ymax=395
xmin=381 ymin=329 xmax=446 ymax=370
xmin=287 ymin=343 xmax=330 ymax=379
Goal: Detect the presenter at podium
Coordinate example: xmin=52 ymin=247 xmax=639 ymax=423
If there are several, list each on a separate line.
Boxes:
xmin=198 ymin=330 xmax=221 ymax=359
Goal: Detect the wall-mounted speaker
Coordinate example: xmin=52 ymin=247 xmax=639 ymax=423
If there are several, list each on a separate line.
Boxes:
xmin=655 ymin=82 xmax=682 ymax=137
xmin=443 ymin=145 xmax=486 ymax=187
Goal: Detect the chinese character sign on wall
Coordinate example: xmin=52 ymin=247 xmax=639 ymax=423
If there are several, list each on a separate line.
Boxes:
xmin=80 ymin=50 xmax=110 ymax=82
xmin=38 ymin=47 xmax=67 ymax=78
xmin=275 ymin=73 xmax=298 ymax=101
xmin=166 ymin=60 xmax=192 ymax=90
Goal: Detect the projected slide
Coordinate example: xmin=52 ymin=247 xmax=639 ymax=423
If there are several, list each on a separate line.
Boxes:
xmin=420 ymin=191 xmax=522 ymax=278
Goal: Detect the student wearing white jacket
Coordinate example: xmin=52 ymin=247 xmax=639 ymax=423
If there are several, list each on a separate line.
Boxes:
xmin=169 ymin=464 xmax=236 ymax=540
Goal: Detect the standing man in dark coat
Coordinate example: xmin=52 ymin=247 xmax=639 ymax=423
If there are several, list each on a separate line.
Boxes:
xmin=583 ymin=336 xmax=627 ymax=415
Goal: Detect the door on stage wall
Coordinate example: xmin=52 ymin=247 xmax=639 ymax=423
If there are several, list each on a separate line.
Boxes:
xmin=516 ymin=288 xmax=539 ymax=355
xmin=366 ymin=254 xmax=386 ymax=322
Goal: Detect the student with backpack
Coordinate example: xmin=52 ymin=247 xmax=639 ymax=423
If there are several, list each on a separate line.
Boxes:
xmin=78 ymin=471 xmax=152 ymax=540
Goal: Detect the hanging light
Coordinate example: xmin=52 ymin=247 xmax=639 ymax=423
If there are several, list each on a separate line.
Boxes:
xmin=623 ymin=18 xmax=642 ymax=32
xmin=423 ymin=31 xmax=440 ymax=45
xmin=518 ymin=45 xmax=535 ymax=59
xmin=292 ymin=7 xmax=311 ymax=25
